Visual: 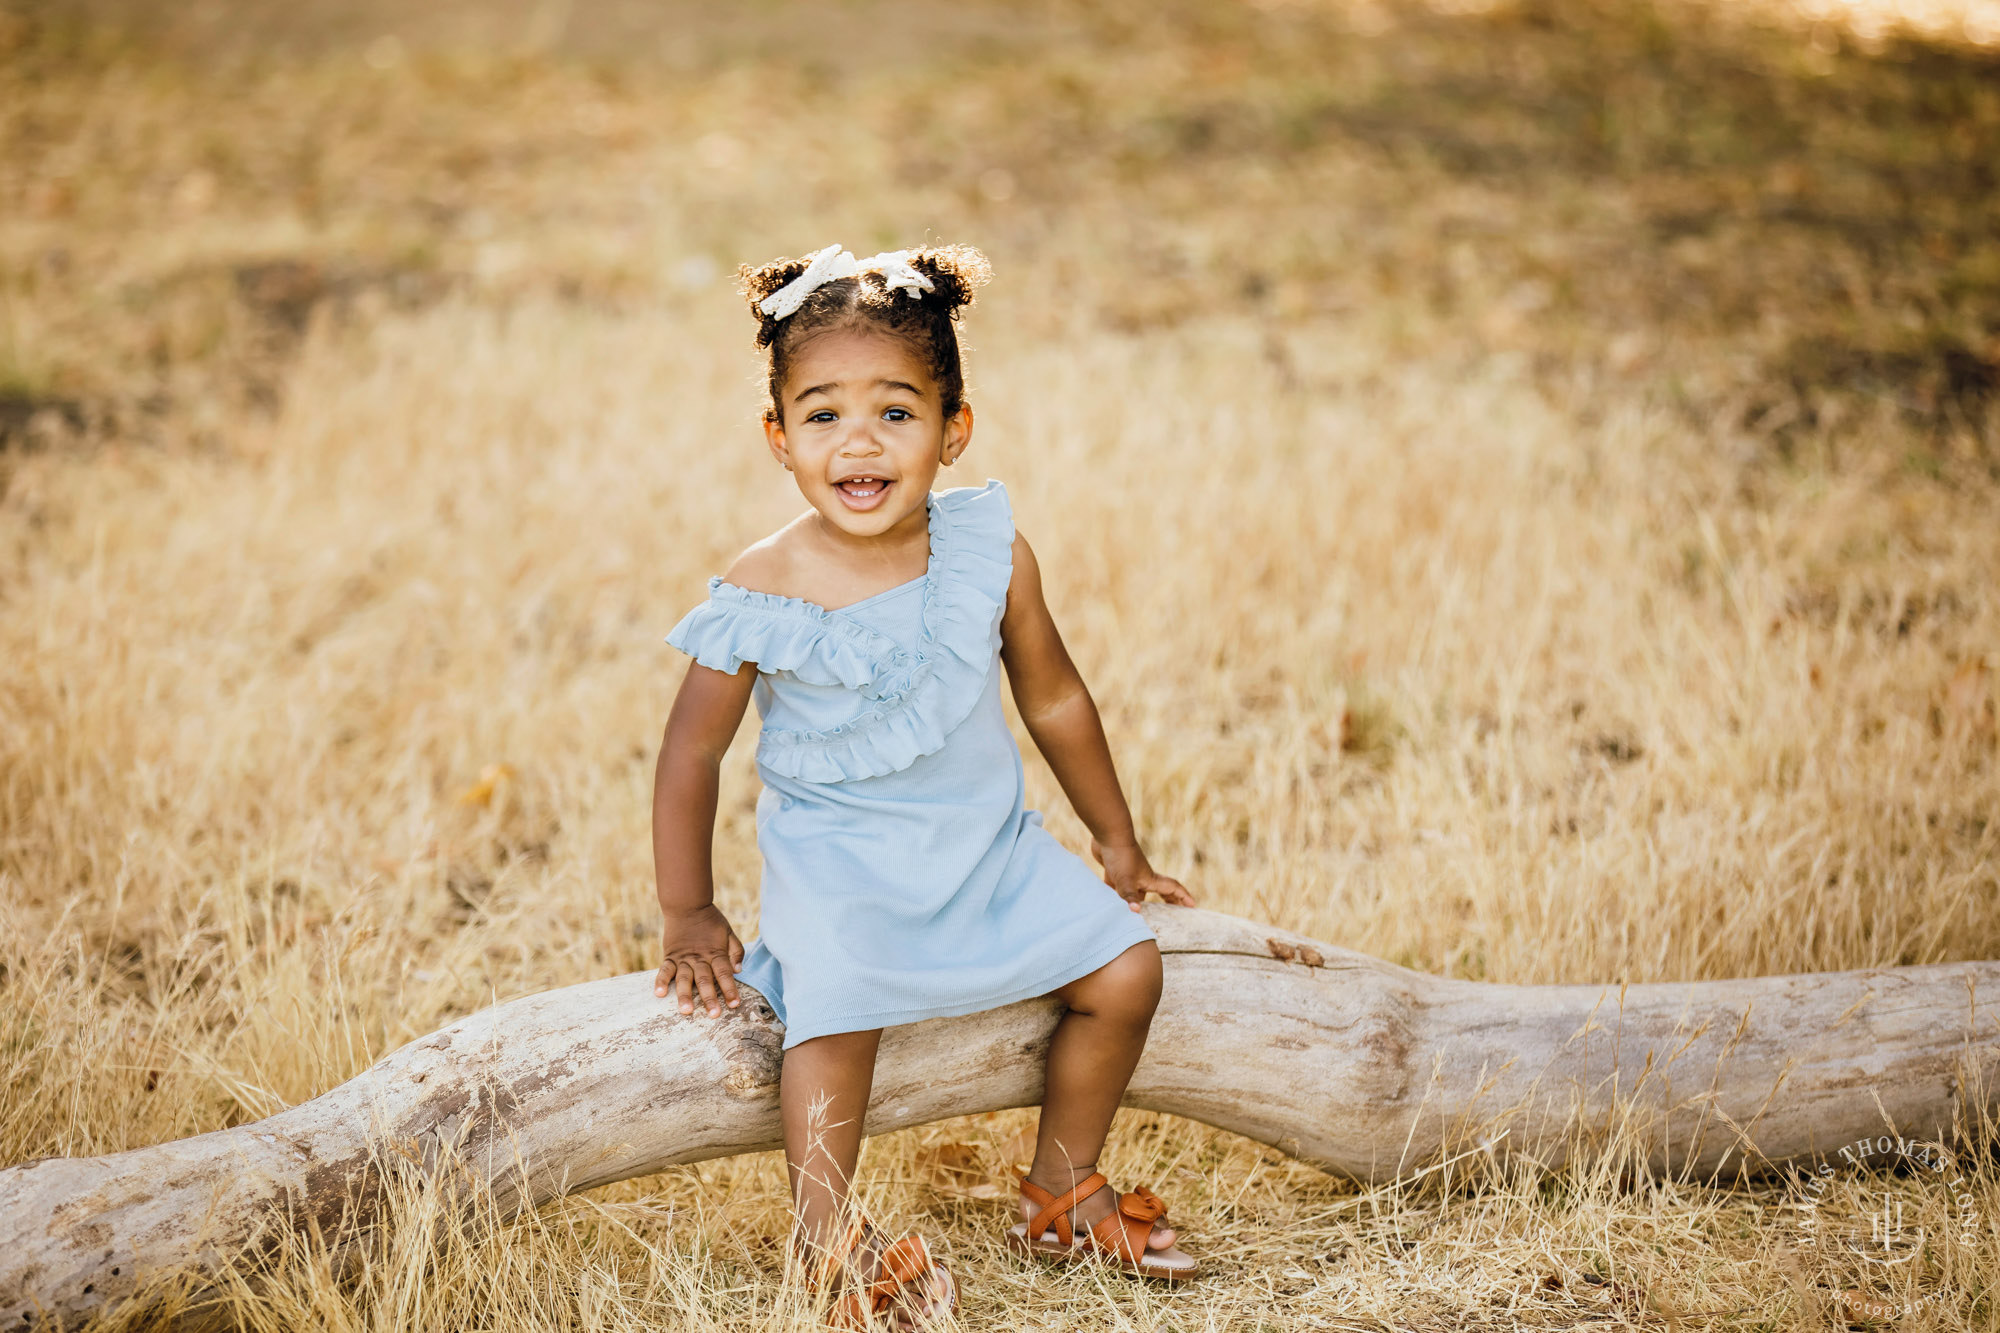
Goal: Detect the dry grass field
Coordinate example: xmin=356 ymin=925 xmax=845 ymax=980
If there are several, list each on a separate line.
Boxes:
xmin=4 ymin=0 xmax=1999 ymax=1326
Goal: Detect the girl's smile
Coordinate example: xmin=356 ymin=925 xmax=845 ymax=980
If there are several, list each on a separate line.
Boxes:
xmin=830 ymin=475 xmax=891 ymax=510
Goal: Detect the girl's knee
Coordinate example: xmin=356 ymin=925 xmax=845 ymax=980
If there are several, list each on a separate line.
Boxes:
xmin=1073 ymin=940 xmax=1162 ymax=1019
xmin=1121 ymin=940 xmax=1164 ymax=1012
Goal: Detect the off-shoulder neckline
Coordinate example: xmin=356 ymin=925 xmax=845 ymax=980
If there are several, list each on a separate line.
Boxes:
xmin=707 ymin=480 xmax=1001 ymax=619
xmin=710 ymin=567 xmax=926 ymax=618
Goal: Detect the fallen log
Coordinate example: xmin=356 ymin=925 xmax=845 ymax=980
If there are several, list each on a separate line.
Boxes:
xmin=3 ymin=903 xmax=1995 ymax=1328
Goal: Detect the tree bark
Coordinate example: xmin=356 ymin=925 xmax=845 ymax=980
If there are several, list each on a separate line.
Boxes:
xmin=3 ymin=904 xmax=1995 ymax=1328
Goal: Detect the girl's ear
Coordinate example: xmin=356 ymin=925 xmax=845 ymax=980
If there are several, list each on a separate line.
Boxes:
xmin=762 ymin=415 xmax=792 ymax=470
xmin=940 ymin=403 xmax=974 ymax=466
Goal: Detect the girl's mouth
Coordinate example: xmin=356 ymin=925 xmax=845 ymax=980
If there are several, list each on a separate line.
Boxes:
xmin=833 ymin=476 xmax=893 ymax=511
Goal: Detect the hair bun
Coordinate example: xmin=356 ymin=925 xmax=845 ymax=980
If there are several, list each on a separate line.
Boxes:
xmin=738 ymin=254 xmax=813 ymax=348
xmin=906 ymin=245 xmax=991 ymax=317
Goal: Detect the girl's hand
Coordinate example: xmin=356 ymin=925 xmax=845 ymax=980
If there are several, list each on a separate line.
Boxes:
xmin=655 ymin=903 xmax=746 ymax=1017
xmin=1090 ymin=837 xmax=1198 ymax=911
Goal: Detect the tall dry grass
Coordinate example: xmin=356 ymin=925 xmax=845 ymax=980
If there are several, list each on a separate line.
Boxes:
xmin=3 ymin=0 xmax=1997 ymax=1327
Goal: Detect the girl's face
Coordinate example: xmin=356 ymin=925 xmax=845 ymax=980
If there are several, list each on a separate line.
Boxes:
xmin=762 ymin=325 xmax=973 ymax=540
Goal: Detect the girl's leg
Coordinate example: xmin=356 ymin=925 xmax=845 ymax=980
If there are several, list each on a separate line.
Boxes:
xmin=780 ymin=1027 xmax=883 ymax=1260
xmin=1023 ymin=939 xmax=1174 ymax=1248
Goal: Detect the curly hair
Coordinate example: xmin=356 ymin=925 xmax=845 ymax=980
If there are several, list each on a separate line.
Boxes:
xmin=737 ymin=244 xmax=993 ymax=425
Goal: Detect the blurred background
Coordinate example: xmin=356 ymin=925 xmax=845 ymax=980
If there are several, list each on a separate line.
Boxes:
xmin=3 ymin=0 xmax=1998 ymax=1327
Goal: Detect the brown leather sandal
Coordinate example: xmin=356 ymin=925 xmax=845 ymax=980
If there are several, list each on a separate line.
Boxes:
xmin=1008 ymin=1169 xmax=1200 ymax=1283
xmin=795 ymin=1215 xmax=958 ymax=1329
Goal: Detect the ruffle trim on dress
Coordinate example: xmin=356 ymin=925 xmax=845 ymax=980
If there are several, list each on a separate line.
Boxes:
xmin=663 ymin=478 xmax=1016 ymax=782
xmin=665 ymin=580 xmax=897 ymax=689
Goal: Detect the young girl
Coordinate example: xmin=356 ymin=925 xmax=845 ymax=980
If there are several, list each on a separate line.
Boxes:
xmin=651 ymin=243 xmax=1200 ymax=1328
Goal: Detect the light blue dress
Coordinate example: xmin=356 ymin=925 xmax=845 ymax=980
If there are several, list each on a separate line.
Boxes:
xmin=665 ymin=478 xmax=1157 ymax=1049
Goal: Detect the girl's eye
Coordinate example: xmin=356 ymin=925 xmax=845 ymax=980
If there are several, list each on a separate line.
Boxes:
xmin=883 ymin=407 xmax=912 ymax=422
xmin=805 ymin=410 xmax=836 ymax=423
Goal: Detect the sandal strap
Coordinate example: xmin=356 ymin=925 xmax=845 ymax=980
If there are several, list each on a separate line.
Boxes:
xmin=799 ymin=1218 xmax=951 ymax=1325
xmin=796 ymin=1216 xmax=868 ymax=1295
xmin=1088 ymin=1186 xmax=1168 ymax=1262
xmin=1021 ymin=1169 xmax=1108 ymax=1247
xmin=1120 ymin=1184 xmax=1168 ymax=1224
xmin=1018 ymin=1172 xmax=1064 ymax=1240
xmin=865 ymin=1233 xmax=937 ymax=1309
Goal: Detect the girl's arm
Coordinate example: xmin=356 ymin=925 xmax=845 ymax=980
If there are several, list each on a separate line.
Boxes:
xmin=998 ymin=531 xmax=1196 ymax=910
xmin=651 ymin=659 xmax=757 ymax=1016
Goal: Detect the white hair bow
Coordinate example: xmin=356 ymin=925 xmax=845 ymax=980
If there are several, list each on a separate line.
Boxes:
xmin=757 ymin=244 xmax=935 ymax=320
